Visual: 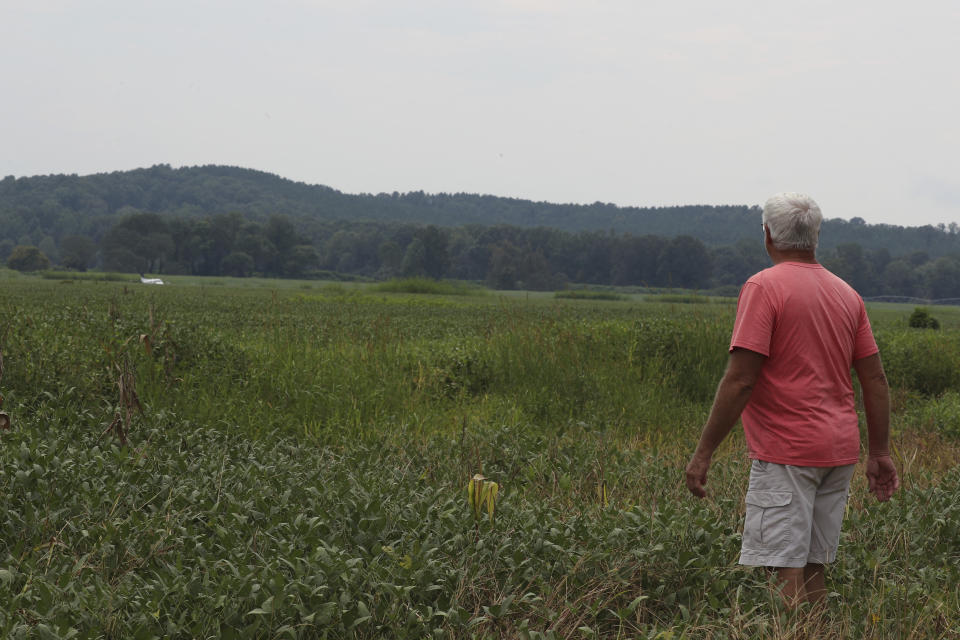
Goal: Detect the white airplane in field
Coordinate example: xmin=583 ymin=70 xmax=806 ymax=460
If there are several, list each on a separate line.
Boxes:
xmin=139 ymin=273 xmax=165 ymax=285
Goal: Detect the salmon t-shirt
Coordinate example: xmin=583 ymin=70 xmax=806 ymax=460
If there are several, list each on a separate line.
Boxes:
xmin=730 ymin=262 xmax=878 ymax=466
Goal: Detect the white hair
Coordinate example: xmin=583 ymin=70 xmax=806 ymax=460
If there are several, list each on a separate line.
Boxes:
xmin=762 ymin=192 xmax=822 ymax=251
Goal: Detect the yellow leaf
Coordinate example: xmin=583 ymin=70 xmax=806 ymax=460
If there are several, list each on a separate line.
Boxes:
xmin=486 ymin=482 xmax=499 ymax=523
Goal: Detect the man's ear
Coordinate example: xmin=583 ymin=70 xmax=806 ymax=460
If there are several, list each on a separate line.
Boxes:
xmin=762 ymin=225 xmax=776 ymax=261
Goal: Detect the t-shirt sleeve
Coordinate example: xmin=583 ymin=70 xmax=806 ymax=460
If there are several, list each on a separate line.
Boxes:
xmin=729 ymin=280 xmax=775 ymax=356
xmin=853 ymin=299 xmax=879 ymax=360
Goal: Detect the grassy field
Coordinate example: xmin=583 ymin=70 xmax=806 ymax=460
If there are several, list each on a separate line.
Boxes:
xmin=0 ymin=275 xmax=959 ymax=638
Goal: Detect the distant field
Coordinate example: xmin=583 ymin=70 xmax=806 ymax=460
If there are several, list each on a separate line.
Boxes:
xmin=1 ymin=274 xmax=958 ymax=638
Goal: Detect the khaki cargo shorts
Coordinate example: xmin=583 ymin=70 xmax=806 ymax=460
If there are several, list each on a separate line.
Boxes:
xmin=739 ymin=460 xmax=856 ymax=568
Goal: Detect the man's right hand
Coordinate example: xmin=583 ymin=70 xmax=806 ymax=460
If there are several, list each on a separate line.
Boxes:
xmin=866 ymin=454 xmax=899 ymax=502
xmin=684 ymin=349 xmax=765 ymax=500
xmin=685 ymin=453 xmax=711 ymax=498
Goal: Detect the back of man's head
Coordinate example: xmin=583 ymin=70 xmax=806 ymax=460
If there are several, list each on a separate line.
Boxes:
xmin=762 ymin=192 xmax=822 ymax=251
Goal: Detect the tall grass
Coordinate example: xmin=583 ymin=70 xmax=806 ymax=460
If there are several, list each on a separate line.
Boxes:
xmin=554 ymin=290 xmax=626 ymax=301
xmin=39 ymin=270 xmax=132 ymax=282
xmin=876 ymin=328 xmax=960 ymax=395
xmin=0 ymin=278 xmax=958 ymax=637
xmin=372 ymin=277 xmax=484 ymax=296
xmin=645 ymin=293 xmax=711 ymax=304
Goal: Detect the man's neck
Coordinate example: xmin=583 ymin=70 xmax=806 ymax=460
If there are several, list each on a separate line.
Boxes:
xmin=769 ymin=249 xmax=818 ymax=265
xmin=763 ymin=232 xmax=818 ymax=265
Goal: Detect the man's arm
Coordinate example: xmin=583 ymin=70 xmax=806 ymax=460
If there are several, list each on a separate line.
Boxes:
xmin=853 ymin=352 xmax=899 ymax=502
xmin=685 ymin=347 xmax=766 ymax=498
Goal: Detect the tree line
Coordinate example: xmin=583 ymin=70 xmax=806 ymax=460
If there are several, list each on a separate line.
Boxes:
xmin=6 ymin=210 xmax=960 ymax=299
xmin=4 ymin=164 xmax=960 ymax=261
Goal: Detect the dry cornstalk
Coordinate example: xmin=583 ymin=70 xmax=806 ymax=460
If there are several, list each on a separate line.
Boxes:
xmin=103 ymin=356 xmax=141 ymax=445
xmin=0 ymin=327 xmax=8 ymax=430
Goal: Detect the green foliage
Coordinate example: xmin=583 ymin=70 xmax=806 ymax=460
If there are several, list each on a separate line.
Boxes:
xmin=39 ymin=270 xmax=131 ymax=282
xmin=100 ymin=212 xmax=174 ymax=273
xmin=657 ymin=235 xmax=712 ymax=289
xmin=902 ymin=391 xmax=960 ymax=439
xmin=876 ymin=329 xmax=960 ymax=395
xmin=59 ymin=234 xmax=97 ymax=271
xmin=6 ymin=245 xmax=51 ymax=272
xmin=908 ymin=306 xmax=940 ymax=329
xmin=372 ymin=278 xmax=482 ymax=296
xmin=0 ymin=279 xmax=959 ymax=637
xmin=221 ymin=251 xmax=255 ymax=277
xmin=4 ymin=165 xmax=960 ymax=257
xmin=645 ymin=293 xmax=710 ymax=304
xmin=2 ymin=408 xmax=958 ymax=637
xmin=7 ymin=165 xmax=960 ymax=296
xmin=554 ymin=290 xmax=626 ymax=301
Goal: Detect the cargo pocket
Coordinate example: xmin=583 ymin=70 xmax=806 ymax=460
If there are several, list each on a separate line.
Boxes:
xmin=743 ymin=490 xmax=793 ymax=550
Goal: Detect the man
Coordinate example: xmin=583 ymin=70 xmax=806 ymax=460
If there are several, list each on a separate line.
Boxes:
xmin=684 ymin=192 xmax=899 ymax=605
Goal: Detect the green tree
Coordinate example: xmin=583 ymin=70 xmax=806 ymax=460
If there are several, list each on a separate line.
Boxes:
xmin=60 ymin=235 xmax=97 ymax=271
xmin=101 ymin=213 xmax=174 ymax=273
xmin=283 ymin=245 xmax=319 ymax=277
xmin=236 ymin=222 xmax=275 ymax=274
xmin=6 ymin=245 xmax=51 ymax=271
xmin=192 ymin=217 xmax=235 ymax=275
xmin=518 ymin=246 xmax=560 ymax=290
xmin=322 ymin=230 xmax=361 ymax=272
xmin=417 ymin=225 xmax=450 ymax=279
xmin=611 ymin=235 xmax=666 ymax=286
xmin=824 ymin=243 xmax=875 ymax=294
xmin=102 ymin=247 xmax=144 ymax=273
xmin=221 ymin=251 xmax=255 ymax=277
xmin=400 ymin=238 xmax=427 ymax=277
xmin=38 ymin=236 xmax=59 ymax=265
xmin=266 ymin=215 xmax=299 ymax=254
xmin=377 ymin=241 xmax=403 ymax=277
xmin=868 ymin=247 xmax=892 ymax=276
xmin=0 ymin=239 xmax=14 ymax=262
xmin=656 ymin=235 xmax=711 ymax=289
xmin=486 ymin=241 xmax=521 ymax=289
xmin=881 ymin=260 xmax=919 ymax=297
xmin=920 ymin=257 xmax=960 ymax=299
xmin=265 ymin=215 xmax=302 ymax=275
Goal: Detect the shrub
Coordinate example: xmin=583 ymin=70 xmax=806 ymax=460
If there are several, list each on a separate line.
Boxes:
xmin=6 ymin=245 xmax=50 ymax=272
xmin=908 ymin=307 xmax=940 ymax=329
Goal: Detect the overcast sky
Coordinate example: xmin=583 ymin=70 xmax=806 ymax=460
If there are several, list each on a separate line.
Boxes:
xmin=2 ymin=1 xmax=958 ymax=227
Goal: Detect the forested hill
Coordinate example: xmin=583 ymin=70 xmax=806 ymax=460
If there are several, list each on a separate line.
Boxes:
xmin=2 ymin=164 xmax=959 ymax=256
